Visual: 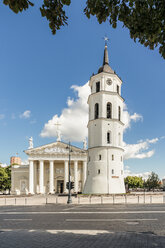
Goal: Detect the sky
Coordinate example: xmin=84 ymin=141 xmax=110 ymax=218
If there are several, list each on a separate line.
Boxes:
xmin=0 ymin=1 xmax=165 ymax=179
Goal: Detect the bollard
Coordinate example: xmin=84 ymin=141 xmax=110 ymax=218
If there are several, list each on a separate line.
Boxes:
xmin=89 ymin=196 xmax=92 ymax=204
xmin=46 ymin=198 xmax=48 ymax=204
xmin=78 ymin=197 xmax=80 ymax=204
xmin=113 ymin=195 xmax=115 ymax=204
xmin=15 ymin=198 xmax=16 ymax=205
xmin=144 ymin=194 xmax=145 ymax=204
xmin=101 ymin=196 xmax=103 ymax=204
xmin=56 ymin=196 xmax=58 ymax=204
xmin=138 ymin=195 xmax=140 ymax=204
xmin=5 ymin=198 xmax=6 ymax=205
xmin=25 ymin=198 xmax=27 ymax=205
xmin=125 ymin=195 xmax=127 ymax=204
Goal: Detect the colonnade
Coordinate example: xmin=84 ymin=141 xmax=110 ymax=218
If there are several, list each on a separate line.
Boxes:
xmin=29 ymin=160 xmax=87 ymax=194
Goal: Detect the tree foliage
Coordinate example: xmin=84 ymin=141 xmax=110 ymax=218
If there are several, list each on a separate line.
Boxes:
xmin=125 ymin=176 xmax=144 ymax=189
xmin=3 ymin=0 xmax=165 ymax=58
xmin=0 ymin=166 xmax=11 ymax=193
xmin=145 ymin=171 xmax=160 ymax=190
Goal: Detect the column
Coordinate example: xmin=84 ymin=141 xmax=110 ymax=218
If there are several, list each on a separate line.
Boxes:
xmin=74 ymin=161 xmax=78 ymax=193
xmin=83 ymin=161 xmax=87 ymax=188
xmin=64 ymin=160 xmax=68 ymax=193
xmin=39 ymin=160 xmax=44 ymax=194
xmin=49 ymin=160 xmax=54 ymax=194
xmin=29 ymin=160 xmax=34 ymax=194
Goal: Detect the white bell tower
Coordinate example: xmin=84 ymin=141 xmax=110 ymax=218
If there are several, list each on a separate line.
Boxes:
xmin=83 ymin=43 xmax=125 ymax=194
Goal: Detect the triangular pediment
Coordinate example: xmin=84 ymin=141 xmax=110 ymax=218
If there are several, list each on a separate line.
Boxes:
xmin=24 ymin=141 xmax=86 ymax=155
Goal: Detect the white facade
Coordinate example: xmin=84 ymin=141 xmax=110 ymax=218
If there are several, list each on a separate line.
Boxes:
xmin=83 ymin=44 xmax=125 ymax=194
xmin=11 ymin=141 xmax=87 ymax=195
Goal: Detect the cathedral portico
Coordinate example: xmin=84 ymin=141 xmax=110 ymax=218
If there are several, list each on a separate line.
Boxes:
xmin=11 ymin=141 xmax=87 ymax=195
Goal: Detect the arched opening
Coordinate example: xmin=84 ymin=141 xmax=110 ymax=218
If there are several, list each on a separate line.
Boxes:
xmin=107 ymin=131 xmax=111 ymax=144
xmin=94 ymin=103 xmax=99 ymax=119
xmin=107 ymin=102 xmax=112 ymax=119
xmin=118 ymin=106 xmax=121 ymax=121
xmin=96 ymin=81 xmax=100 ymax=92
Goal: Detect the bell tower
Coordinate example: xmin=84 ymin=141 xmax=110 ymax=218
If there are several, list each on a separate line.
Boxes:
xmin=83 ymin=43 xmax=125 ymax=194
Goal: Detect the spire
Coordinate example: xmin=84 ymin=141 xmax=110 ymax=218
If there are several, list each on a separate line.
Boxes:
xmin=103 ymin=44 xmax=109 ymax=65
xmin=98 ymin=43 xmax=114 ymax=74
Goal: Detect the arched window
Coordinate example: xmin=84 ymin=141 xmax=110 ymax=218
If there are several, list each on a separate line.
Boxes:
xmin=107 ymin=132 xmax=111 ymax=144
xmin=107 ymin=102 xmax=112 ymax=119
xmin=112 ymin=169 xmax=114 ymax=174
xmin=95 ymin=103 xmax=99 ymax=119
xmin=96 ymin=82 xmax=100 ymax=92
xmin=118 ymin=106 xmax=121 ymax=121
xmin=117 ymin=85 xmax=119 ymax=94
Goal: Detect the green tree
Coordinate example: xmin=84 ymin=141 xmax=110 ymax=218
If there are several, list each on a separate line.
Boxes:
xmin=145 ymin=171 xmax=160 ymax=191
xmin=125 ymin=176 xmax=144 ymax=189
xmin=0 ymin=166 xmax=11 ymax=193
xmin=3 ymin=0 xmax=165 ymax=58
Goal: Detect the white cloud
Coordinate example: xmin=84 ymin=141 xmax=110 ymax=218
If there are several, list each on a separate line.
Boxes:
xmin=123 ymin=103 xmax=143 ymax=130
xmin=40 ymin=82 xmax=90 ymax=142
xmin=0 ymin=114 xmax=5 ymax=120
xmin=0 ymin=163 xmax=8 ymax=168
xmin=20 ymin=110 xmax=31 ymax=119
xmin=124 ymin=165 xmax=151 ymax=180
xmin=123 ymin=138 xmax=159 ymax=160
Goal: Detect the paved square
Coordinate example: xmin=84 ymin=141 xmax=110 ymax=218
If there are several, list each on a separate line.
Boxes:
xmin=0 ymin=204 xmax=165 ymax=247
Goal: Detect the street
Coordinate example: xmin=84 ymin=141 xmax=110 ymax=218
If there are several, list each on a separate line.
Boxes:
xmin=0 ymin=204 xmax=165 ymax=247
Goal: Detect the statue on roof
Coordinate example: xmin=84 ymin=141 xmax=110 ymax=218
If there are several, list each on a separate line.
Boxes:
xmin=83 ymin=138 xmax=87 ymax=150
xmin=28 ymin=137 xmax=33 ymax=149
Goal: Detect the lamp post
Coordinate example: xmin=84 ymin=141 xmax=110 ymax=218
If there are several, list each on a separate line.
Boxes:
xmin=66 ymin=141 xmax=73 ymax=204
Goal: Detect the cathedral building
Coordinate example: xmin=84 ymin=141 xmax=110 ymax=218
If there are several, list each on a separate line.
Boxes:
xmin=11 ymin=43 xmax=125 ymax=195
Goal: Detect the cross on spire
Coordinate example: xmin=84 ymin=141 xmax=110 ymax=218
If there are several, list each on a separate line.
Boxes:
xmin=103 ymin=36 xmax=109 ymax=46
xmin=54 ymin=121 xmax=62 ymax=142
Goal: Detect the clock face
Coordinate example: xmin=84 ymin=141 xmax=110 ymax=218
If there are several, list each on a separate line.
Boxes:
xmin=107 ymin=79 xmax=112 ymax=85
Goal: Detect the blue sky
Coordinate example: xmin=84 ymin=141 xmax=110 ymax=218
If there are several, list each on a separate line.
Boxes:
xmin=0 ymin=1 xmax=165 ymax=178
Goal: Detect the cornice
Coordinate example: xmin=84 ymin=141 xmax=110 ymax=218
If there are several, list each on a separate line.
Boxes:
xmin=88 ymin=90 xmax=124 ymax=103
xmin=88 ymin=146 xmax=124 ymax=152
xmin=88 ymin=118 xmax=124 ymax=126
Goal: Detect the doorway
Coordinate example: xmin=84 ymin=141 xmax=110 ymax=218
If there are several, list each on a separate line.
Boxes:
xmin=57 ymin=180 xmax=64 ymax=193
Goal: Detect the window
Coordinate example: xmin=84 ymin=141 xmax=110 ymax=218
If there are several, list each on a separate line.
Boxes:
xmin=107 ymin=102 xmax=112 ymax=119
xmin=117 ymin=85 xmax=119 ymax=94
xmin=95 ymin=103 xmax=99 ymax=119
xmin=96 ymin=81 xmax=100 ymax=92
xmin=112 ymin=169 xmax=114 ymax=174
xmin=98 ymin=169 xmax=100 ymax=174
xmin=118 ymin=106 xmax=121 ymax=121
xmin=107 ymin=132 xmax=111 ymax=144
xmin=88 ymin=156 xmax=90 ymax=162
xmin=112 ymin=154 xmax=114 ymax=161
xmin=99 ymin=154 xmax=101 ymax=160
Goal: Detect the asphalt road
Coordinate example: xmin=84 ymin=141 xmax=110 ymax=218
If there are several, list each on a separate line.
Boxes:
xmin=0 ymin=204 xmax=165 ymax=247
